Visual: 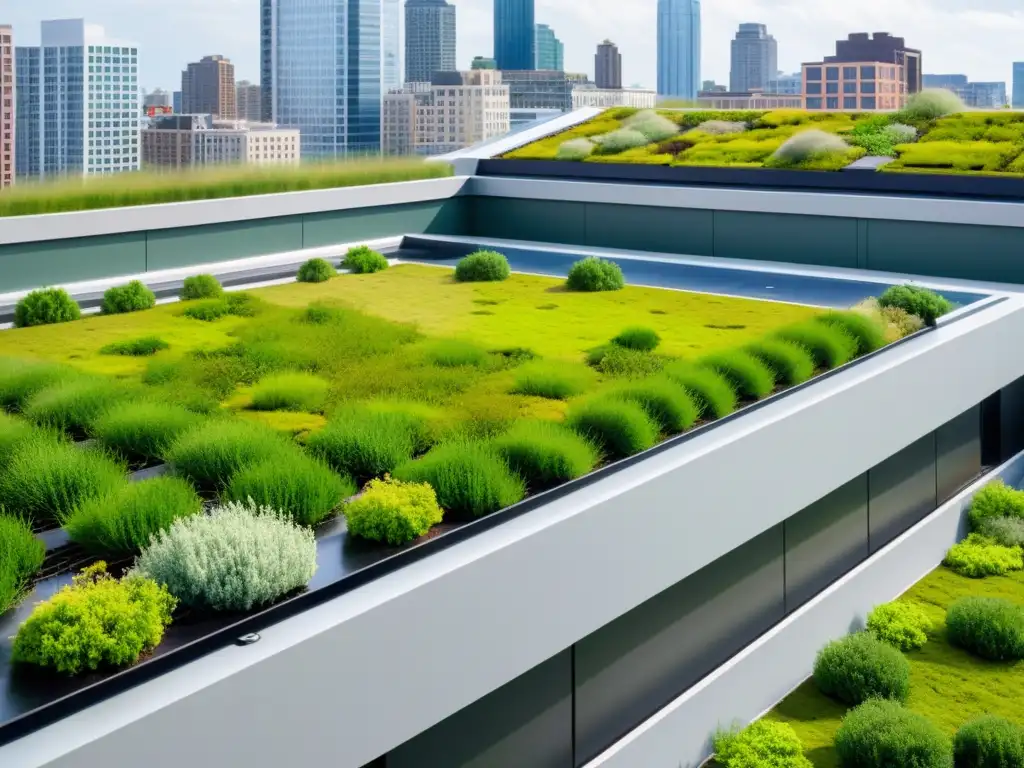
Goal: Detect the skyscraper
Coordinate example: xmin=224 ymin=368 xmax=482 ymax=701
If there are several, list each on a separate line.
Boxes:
xmin=595 ymin=39 xmax=622 ymax=89
xmin=1013 ymin=63 xmax=1024 ymax=108
xmin=535 ymin=24 xmax=563 ymax=71
xmin=729 ymin=23 xmax=777 ymax=92
xmin=1 ymin=24 xmax=13 ymax=187
xmin=382 ymin=0 xmax=401 ymax=92
xmin=657 ymin=0 xmax=701 ymax=99
xmin=182 ymin=55 xmax=236 ymax=119
xmin=260 ymin=0 xmax=272 ymax=121
xmin=494 ymin=0 xmax=535 ymax=71
xmin=267 ymin=0 xmax=382 ymax=157
xmin=405 ymin=0 xmax=456 ymax=84
xmin=16 ymin=19 xmax=140 ymax=179
xmin=236 ymin=81 xmax=263 ymax=121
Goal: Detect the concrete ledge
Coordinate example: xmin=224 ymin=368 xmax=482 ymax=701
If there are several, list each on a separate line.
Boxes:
xmin=0 ymin=177 xmax=470 ymax=246
xmin=585 ymin=452 xmax=1024 ymax=768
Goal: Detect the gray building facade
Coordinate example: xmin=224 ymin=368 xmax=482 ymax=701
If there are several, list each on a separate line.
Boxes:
xmin=595 ymin=39 xmax=622 ymax=90
xmin=729 ymin=23 xmax=777 ymax=93
xmin=404 ymin=0 xmax=456 ymax=84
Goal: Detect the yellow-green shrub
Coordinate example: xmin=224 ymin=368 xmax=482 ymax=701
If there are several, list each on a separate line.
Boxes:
xmin=944 ymin=533 xmax=1024 ymax=578
xmin=345 ymin=477 xmax=444 ymax=545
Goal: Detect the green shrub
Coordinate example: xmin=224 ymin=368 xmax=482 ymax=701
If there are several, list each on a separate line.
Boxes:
xmin=713 ymin=720 xmax=812 ymax=768
xmin=968 ymin=481 xmax=1024 ymax=530
xmin=834 ymin=699 xmax=952 ymax=768
xmin=134 ymin=499 xmax=317 ymax=612
xmin=867 ymin=600 xmax=934 ymax=651
xmin=0 ymin=412 xmax=42 ymax=471
xmin=93 ymin=401 xmax=199 ymax=464
xmin=425 ymin=339 xmax=489 ymax=368
xmin=946 ymin=597 xmax=1024 ymax=661
xmin=181 ymin=292 xmax=263 ymax=322
xmin=23 ymin=378 xmax=135 ymax=437
xmin=556 ymin=138 xmax=595 ymax=160
xmin=0 ymin=513 xmax=45 ymax=614
xmin=699 ymin=350 xmax=775 ymax=400
xmin=510 ymin=360 xmax=596 ymax=400
xmin=744 ymin=338 xmax=816 ymax=387
xmin=611 ymin=378 xmax=699 ymax=434
xmin=14 ymin=287 xmax=81 ymax=329
xmin=566 ymin=257 xmax=625 ymax=292
xmin=250 ymin=371 xmax=330 ymax=412
xmin=662 ymin=362 xmax=738 ymax=419
xmin=342 ymin=245 xmax=390 ymax=274
xmin=766 ymin=129 xmax=850 ymax=167
xmin=306 ymin=409 xmax=426 ymax=483
xmin=878 ymin=285 xmax=954 ymax=327
xmin=612 ymin=326 xmax=661 ymax=352
xmin=816 ymin=311 xmax=887 ymax=355
xmin=623 ymin=110 xmax=680 ymax=141
xmin=597 ymin=346 xmax=665 ymax=378
xmin=978 ymin=516 xmax=1024 ymax=549
xmin=454 ymin=250 xmax=511 ymax=283
xmin=100 ymin=335 xmax=170 ymax=357
xmin=180 ymin=274 xmax=223 ymax=300
xmin=566 ymin=397 xmax=659 ymax=461
xmin=296 ymin=257 xmax=337 ymax=283
xmin=344 ymin=477 xmax=444 ymax=545
xmin=813 ymin=632 xmax=911 ymax=705
xmin=944 ymin=533 xmax=1024 ymax=578
xmin=901 ymin=88 xmax=966 ymax=121
xmin=0 ymin=360 xmax=81 ymax=412
xmin=593 ymin=128 xmax=650 ymax=154
xmin=954 ymin=716 xmax=1024 ymax=768
xmin=0 ymin=439 xmax=126 ymax=524
xmin=63 ymin=476 xmax=202 ymax=557
xmin=12 ymin=563 xmax=175 ymax=675
xmin=492 ymin=420 xmax=598 ymax=491
xmin=101 ymin=280 xmax=156 ymax=315
xmin=166 ymin=420 xmax=295 ymax=491
xmin=393 ymin=442 xmax=526 ymax=520
xmin=225 ymin=452 xmax=355 ymax=527
xmin=774 ymin=321 xmax=858 ymax=369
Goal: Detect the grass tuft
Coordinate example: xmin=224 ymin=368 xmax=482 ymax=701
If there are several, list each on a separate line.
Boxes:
xmin=491 ymin=420 xmax=599 ymax=491
xmin=99 ymin=336 xmax=170 ymax=357
xmin=93 ymin=401 xmax=200 ymax=464
xmin=0 ymin=360 xmax=82 ymax=412
xmin=744 ymin=338 xmax=816 ymax=386
xmin=509 ymin=360 xmax=597 ymax=400
xmin=566 ymin=396 xmax=660 ymax=461
xmin=225 ymin=453 xmax=355 ymax=527
xmin=249 ymin=372 xmax=330 ymax=413
xmin=815 ymin=311 xmax=888 ymax=355
xmin=425 ymin=339 xmax=490 ymax=368
xmin=946 ymin=597 xmax=1024 ymax=661
xmin=166 ymin=420 xmax=296 ymax=491
xmin=23 ymin=378 xmax=136 ymax=437
xmin=305 ymin=408 xmax=427 ymax=483
xmin=661 ymin=362 xmax=738 ymax=419
xmin=0 ymin=512 xmax=46 ymax=614
xmin=612 ymin=326 xmax=661 ymax=352
xmin=699 ymin=349 xmax=775 ymax=400
xmin=774 ymin=321 xmax=858 ymax=369
xmin=610 ymin=378 xmax=699 ymax=434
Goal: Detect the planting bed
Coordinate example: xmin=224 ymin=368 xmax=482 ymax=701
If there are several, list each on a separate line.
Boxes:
xmin=0 ymin=248 xmax=970 ymax=741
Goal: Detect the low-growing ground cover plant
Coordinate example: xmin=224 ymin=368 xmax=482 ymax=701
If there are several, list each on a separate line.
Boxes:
xmin=14 ymin=288 xmax=81 ymax=329
xmin=566 ymin=396 xmax=659 ymax=461
xmin=297 ymin=258 xmax=337 ymax=284
xmin=813 ymin=632 xmax=911 ymax=705
xmin=510 ymin=360 xmax=597 ymax=400
xmin=63 ymin=476 xmax=202 ymax=557
xmin=180 ymin=274 xmax=223 ymax=301
xmin=344 ymin=476 xmax=444 ymax=545
xmin=953 ymin=715 xmax=1024 ymax=768
xmin=181 ymin=292 xmax=259 ymax=322
xmin=12 ymin=562 xmax=176 ymax=675
xmin=944 ymin=533 xmax=1024 ymax=578
xmin=491 ymin=419 xmax=599 ymax=491
xmin=99 ymin=335 xmax=170 ymax=357
xmin=342 ymin=245 xmax=390 ymax=274
xmin=93 ymin=401 xmax=199 ymax=464
xmin=610 ymin=378 xmax=699 ymax=434
xmin=662 ymin=362 xmax=738 ymax=419
xmin=393 ymin=441 xmax=526 ymax=520
xmin=249 ymin=371 xmax=330 ymax=412
xmin=23 ymin=378 xmax=136 ymax=437
xmin=425 ymin=339 xmax=490 ymax=368
xmin=454 ymin=250 xmax=511 ymax=283
xmin=833 ymin=699 xmax=951 ymax=768
xmin=612 ymin=326 xmax=661 ymax=352
xmin=878 ymin=285 xmax=953 ymax=327
xmin=0 ymin=512 xmax=45 ymax=614
xmin=101 ymin=280 xmax=157 ymax=315
xmin=166 ymin=420 xmax=296 ymax=491
xmin=713 ymin=720 xmax=812 ymax=768
xmin=699 ymin=350 xmax=775 ymax=400
xmin=946 ymin=596 xmax=1024 ymax=661
xmin=968 ymin=481 xmax=1024 ymax=530
xmin=134 ymin=500 xmax=318 ymax=612
xmin=225 ymin=453 xmax=354 ymax=527
xmin=566 ymin=257 xmax=625 ymax=292
xmin=744 ymin=338 xmax=816 ymax=387
xmin=867 ymin=600 xmax=934 ymax=651
xmin=305 ymin=408 xmax=427 ymax=483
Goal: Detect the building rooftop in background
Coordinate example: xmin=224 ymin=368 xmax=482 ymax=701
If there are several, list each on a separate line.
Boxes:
xmin=181 ymin=55 xmax=236 ymax=120
xmin=142 ymin=114 xmax=299 ymax=170
xmin=572 ymin=87 xmax=656 ymax=110
xmin=0 ymin=24 xmax=13 ymax=187
xmin=695 ymin=90 xmax=802 ymax=110
xmin=802 ymin=59 xmax=908 ymax=111
xmin=823 ymin=32 xmax=921 ymax=94
xmin=503 ymin=69 xmax=590 ymax=111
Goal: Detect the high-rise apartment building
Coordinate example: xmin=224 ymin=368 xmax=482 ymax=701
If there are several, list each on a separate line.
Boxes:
xmin=173 ymin=90 xmax=182 ymax=113
xmin=16 ymin=19 xmax=140 ymax=179
xmin=535 ymin=24 xmax=563 ymax=71
xmin=825 ymin=33 xmax=921 ymax=95
xmin=657 ymin=0 xmax=701 ymax=99
xmin=182 ymin=55 xmax=236 ymax=119
xmin=729 ymin=23 xmax=777 ymax=92
xmin=1 ymin=24 xmax=13 ymax=187
xmin=266 ymin=0 xmax=382 ymax=157
xmin=382 ymin=0 xmax=401 ymax=93
xmin=404 ymin=0 xmax=456 ymax=85
xmin=1014 ymin=64 xmax=1024 ymax=109
xmin=142 ymin=114 xmax=299 ymax=170
xmin=260 ymin=0 xmax=273 ymax=121
xmin=236 ymin=80 xmax=263 ymax=121
xmin=494 ymin=0 xmax=535 ymax=71
xmin=595 ymin=40 xmax=622 ymax=90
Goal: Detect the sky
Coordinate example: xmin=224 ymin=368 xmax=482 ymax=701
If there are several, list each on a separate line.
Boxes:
xmin=6 ymin=0 xmax=1024 ymax=93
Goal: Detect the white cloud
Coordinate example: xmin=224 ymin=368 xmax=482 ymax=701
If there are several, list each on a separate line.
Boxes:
xmin=6 ymin=0 xmax=1024 ymax=91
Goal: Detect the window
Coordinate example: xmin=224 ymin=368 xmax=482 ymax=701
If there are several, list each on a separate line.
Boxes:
xmin=827 ymin=97 xmax=839 ymax=110
xmin=826 ymin=67 xmax=839 ymax=81
xmin=844 ymin=82 xmax=857 ymax=94
xmin=860 ymin=65 xmax=876 ymax=80
xmin=844 ymin=96 xmax=858 ymax=109
xmin=806 ymin=82 xmax=821 ymax=95
xmin=806 ymin=97 xmax=823 ymax=110
xmin=861 ymin=97 xmax=877 ymax=110
xmin=826 ymin=82 xmax=839 ymax=94
xmin=805 ymin=67 xmax=822 ymax=81
xmin=861 ymin=82 xmax=876 ymax=94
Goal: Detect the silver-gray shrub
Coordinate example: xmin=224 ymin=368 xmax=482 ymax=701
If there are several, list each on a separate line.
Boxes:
xmin=692 ymin=120 xmax=748 ymax=136
xmin=771 ymin=129 xmax=849 ymax=164
xmin=556 ymin=138 xmax=596 ymax=160
xmin=133 ymin=499 xmax=317 ymax=612
xmin=979 ymin=516 xmax=1024 ymax=549
xmin=622 ymin=110 xmax=679 ymax=142
xmin=885 ymin=123 xmax=918 ymax=144
xmin=901 ymin=88 xmax=965 ymax=120
xmin=593 ymin=128 xmax=650 ymax=154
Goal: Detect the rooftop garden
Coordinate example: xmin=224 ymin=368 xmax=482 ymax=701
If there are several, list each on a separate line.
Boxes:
xmin=505 ymin=89 xmax=1024 ymax=177
xmin=0 ymin=158 xmax=453 ymax=218
xmin=0 ymin=248 xmax=949 ymax=729
xmin=712 ymin=479 xmax=1024 ymax=768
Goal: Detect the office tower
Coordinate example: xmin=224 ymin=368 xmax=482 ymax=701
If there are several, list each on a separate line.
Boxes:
xmin=16 ymin=19 xmax=140 ymax=179
xmin=236 ymin=80 xmax=263 ymax=120
xmin=729 ymin=23 xmax=777 ymax=92
xmin=260 ymin=0 xmax=273 ymax=121
xmin=172 ymin=90 xmax=182 ymax=113
xmin=143 ymin=114 xmax=300 ymax=169
xmin=595 ymin=40 xmax=622 ymax=90
xmin=405 ymin=0 xmax=456 ymax=84
xmin=182 ymin=55 xmax=236 ymax=119
xmin=535 ymin=24 xmax=563 ymax=71
xmin=657 ymin=0 xmax=701 ymax=99
xmin=143 ymin=89 xmax=172 ymax=109
xmin=472 ymin=56 xmax=496 ymax=69
xmin=1 ymin=24 xmax=12 ymax=187
xmin=382 ymin=0 xmax=401 ymax=92
xmin=960 ymin=82 xmax=1007 ymax=108
xmin=923 ymin=74 xmax=967 ymax=90
xmin=1014 ymin=64 xmax=1024 ymax=109
xmin=766 ymin=72 xmax=801 ymax=94
xmin=503 ymin=70 xmax=589 ymax=111
xmin=494 ymin=0 xmax=535 ymax=71
xmin=826 ymin=32 xmax=921 ymax=95
xmin=267 ymin=0 xmax=382 ymax=157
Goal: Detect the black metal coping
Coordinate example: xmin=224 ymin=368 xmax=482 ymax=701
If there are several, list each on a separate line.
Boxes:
xmin=0 ymin=257 xmax=1004 ymax=748
xmin=479 ymin=158 xmax=1024 ymax=203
